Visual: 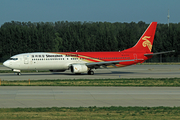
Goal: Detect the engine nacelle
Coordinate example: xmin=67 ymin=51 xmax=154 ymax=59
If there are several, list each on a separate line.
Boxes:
xmin=12 ymin=69 xmax=21 ymax=73
xmin=71 ymin=64 xmax=88 ymax=73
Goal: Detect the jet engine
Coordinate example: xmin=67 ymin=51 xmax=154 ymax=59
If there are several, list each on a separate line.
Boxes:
xmin=71 ymin=64 xmax=88 ymax=73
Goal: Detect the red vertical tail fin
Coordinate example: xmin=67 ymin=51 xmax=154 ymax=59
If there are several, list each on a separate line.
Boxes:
xmin=124 ymin=22 xmax=157 ymax=53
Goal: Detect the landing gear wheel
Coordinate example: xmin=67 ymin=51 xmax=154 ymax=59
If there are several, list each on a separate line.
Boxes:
xmin=88 ymin=70 xmax=94 ymax=75
xmin=17 ymin=73 xmax=20 ymax=75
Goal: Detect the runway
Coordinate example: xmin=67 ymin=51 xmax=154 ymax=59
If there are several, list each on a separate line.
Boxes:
xmin=1 ymin=65 xmax=180 ymax=80
xmin=0 ymin=86 xmax=179 ymax=108
xmin=1 ymin=65 xmax=180 ymax=108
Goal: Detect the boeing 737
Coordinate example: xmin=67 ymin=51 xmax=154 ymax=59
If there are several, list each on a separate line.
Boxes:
xmin=3 ymin=22 xmax=174 ymax=75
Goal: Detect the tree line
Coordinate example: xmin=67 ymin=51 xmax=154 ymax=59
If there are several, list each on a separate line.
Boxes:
xmin=0 ymin=21 xmax=179 ymax=62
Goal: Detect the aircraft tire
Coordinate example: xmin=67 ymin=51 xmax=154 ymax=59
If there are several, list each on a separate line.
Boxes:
xmin=90 ymin=71 xmax=94 ymax=75
xmin=88 ymin=70 xmax=94 ymax=75
xmin=17 ymin=73 xmax=21 ymax=76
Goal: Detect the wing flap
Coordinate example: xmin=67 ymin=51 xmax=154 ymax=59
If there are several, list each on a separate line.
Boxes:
xmin=86 ymin=59 xmax=135 ymax=68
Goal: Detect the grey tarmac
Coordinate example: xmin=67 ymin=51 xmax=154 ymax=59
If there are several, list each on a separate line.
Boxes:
xmin=0 ymin=86 xmax=180 ymax=108
xmin=0 ymin=65 xmax=180 ymax=80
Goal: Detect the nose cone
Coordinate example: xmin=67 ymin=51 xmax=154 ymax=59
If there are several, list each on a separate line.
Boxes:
xmin=3 ymin=61 xmax=10 ymax=68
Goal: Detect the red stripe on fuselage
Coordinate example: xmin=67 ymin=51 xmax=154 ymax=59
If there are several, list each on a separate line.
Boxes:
xmin=50 ymin=51 xmax=148 ymax=66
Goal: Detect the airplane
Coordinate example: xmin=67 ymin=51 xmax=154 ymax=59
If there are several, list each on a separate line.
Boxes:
xmin=3 ymin=22 xmax=174 ymax=75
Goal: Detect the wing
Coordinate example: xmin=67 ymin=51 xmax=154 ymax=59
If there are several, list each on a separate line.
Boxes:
xmin=144 ymin=50 xmax=175 ymax=56
xmin=86 ymin=59 xmax=135 ymax=68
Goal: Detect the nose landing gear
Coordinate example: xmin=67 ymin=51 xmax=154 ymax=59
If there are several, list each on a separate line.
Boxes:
xmin=12 ymin=69 xmax=21 ymax=76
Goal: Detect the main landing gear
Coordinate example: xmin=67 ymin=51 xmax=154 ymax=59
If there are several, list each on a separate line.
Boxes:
xmin=17 ymin=72 xmax=21 ymax=75
xmin=88 ymin=70 xmax=94 ymax=75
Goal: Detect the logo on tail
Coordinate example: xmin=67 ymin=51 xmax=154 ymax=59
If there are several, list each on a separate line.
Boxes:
xmin=142 ymin=36 xmax=152 ymax=51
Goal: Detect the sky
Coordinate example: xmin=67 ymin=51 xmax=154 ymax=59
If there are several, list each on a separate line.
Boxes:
xmin=0 ymin=0 xmax=179 ymax=26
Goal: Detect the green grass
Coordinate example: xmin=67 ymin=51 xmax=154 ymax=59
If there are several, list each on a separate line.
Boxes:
xmin=1 ymin=78 xmax=180 ymax=86
xmin=0 ymin=106 xmax=180 ymax=120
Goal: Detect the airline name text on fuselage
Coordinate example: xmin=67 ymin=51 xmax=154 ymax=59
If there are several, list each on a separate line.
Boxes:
xmin=66 ymin=54 xmax=78 ymax=57
xmin=46 ymin=55 xmax=63 ymax=57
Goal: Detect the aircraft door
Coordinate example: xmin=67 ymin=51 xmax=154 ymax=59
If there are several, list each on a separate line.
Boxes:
xmin=24 ymin=55 xmax=29 ymax=64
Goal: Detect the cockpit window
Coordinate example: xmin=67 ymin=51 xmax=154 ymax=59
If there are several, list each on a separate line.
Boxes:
xmin=9 ymin=58 xmax=18 ymax=60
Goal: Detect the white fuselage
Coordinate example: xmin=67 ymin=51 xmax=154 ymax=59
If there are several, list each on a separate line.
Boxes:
xmin=3 ymin=52 xmax=86 ymax=71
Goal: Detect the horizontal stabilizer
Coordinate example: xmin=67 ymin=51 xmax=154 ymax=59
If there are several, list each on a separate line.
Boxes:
xmin=144 ymin=50 xmax=175 ymax=56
